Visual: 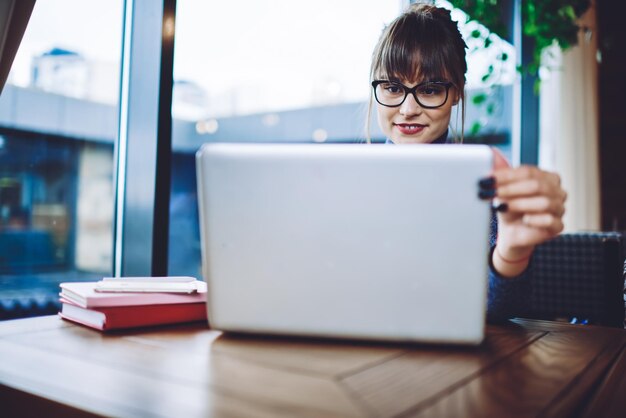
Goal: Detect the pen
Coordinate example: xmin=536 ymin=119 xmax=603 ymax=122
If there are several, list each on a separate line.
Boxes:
xmin=101 ymin=276 xmax=197 ymax=282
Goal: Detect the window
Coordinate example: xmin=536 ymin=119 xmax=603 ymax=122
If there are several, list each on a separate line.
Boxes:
xmin=167 ymin=0 xmax=403 ymax=277
xmin=0 ymin=0 xmax=123 ymax=318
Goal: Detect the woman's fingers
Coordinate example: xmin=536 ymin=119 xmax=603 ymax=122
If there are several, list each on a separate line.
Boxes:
xmin=501 ymin=196 xmax=566 ymax=217
xmin=521 ymin=213 xmax=565 ymax=234
xmin=491 ymin=146 xmax=511 ymax=171
xmin=492 ymin=164 xmax=567 ymax=248
xmin=494 ymin=165 xmax=561 ymax=189
xmin=497 ymin=178 xmax=556 ymax=199
xmin=492 ymin=166 xmax=566 ymax=220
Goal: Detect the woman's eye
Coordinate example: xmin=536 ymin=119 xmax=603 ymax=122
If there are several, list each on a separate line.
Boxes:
xmin=418 ymin=85 xmax=444 ymax=95
xmin=382 ymin=84 xmax=403 ymax=94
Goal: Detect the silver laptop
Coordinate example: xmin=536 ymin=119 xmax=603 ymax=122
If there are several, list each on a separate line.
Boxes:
xmin=196 ymin=143 xmax=493 ymax=344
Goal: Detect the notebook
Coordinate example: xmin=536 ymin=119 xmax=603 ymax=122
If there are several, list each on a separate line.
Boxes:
xmin=196 ymin=143 xmax=493 ymax=344
xmin=59 ymin=281 xmax=207 ymax=308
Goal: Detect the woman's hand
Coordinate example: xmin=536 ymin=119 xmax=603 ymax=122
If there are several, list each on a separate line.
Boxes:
xmin=490 ymin=148 xmax=567 ymax=277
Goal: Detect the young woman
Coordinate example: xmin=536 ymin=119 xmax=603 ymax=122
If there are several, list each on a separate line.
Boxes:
xmin=369 ymin=3 xmax=567 ymax=320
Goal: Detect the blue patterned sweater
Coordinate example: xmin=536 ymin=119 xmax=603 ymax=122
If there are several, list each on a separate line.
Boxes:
xmin=385 ymin=133 xmax=532 ymax=322
xmin=487 ymin=214 xmax=532 ymax=322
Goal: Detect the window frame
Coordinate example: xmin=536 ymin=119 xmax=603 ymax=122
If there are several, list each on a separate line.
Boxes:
xmin=113 ymin=0 xmax=176 ymax=276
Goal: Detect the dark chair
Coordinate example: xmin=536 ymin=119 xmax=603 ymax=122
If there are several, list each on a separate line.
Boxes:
xmin=528 ymin=232 xmax=625 ymax=328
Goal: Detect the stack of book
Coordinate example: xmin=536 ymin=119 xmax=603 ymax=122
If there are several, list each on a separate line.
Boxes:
xmin=58 ymin=278 xmax=208 ymax=331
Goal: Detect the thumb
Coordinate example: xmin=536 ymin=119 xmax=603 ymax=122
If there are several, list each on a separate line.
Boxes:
xmin=491 ymin=146 xmax=511 ymax=171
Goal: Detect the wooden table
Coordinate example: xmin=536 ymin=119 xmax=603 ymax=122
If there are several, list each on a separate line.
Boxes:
xmin=0 ymin=316 xmax=625 ymax=417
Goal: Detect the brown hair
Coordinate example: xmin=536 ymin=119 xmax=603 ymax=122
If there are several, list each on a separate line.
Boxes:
xmin=367 ymin=3 xmax=468 ymax=143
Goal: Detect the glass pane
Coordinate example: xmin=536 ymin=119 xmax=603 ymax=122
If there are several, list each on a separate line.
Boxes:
xmin=169 ymin=0 xmax=402 ymax=277
xmin=0 ymin=0 xmax=123 ymax=319
xmin=435 ymin=0 xmax=517 ymax=160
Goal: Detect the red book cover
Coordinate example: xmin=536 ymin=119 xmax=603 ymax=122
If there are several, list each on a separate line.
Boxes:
xmin=59 ymin=298 xmax=208 ymax=331
xmin=59 ymin=281 xmax=207 ymax=308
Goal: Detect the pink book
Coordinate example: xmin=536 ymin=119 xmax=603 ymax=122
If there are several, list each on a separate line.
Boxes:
xmin=59 ymin=281 xmax=207 ymax=308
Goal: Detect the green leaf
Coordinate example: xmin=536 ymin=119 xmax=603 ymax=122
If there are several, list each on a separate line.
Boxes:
xmin=472 ymin=93 xmax=487 ymax=105
xmin=560 ymin=5 xmax=576 ymax=20
xmin=470 ymin=121 xmax=482 ymax=136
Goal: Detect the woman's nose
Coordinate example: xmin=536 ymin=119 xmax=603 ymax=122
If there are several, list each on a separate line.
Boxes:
xmin=399 ymin=93 xmax=423 ymax=116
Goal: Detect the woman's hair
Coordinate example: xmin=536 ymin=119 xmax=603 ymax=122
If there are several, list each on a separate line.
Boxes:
xmin=366 ymin=3 xmax=468 ymax=143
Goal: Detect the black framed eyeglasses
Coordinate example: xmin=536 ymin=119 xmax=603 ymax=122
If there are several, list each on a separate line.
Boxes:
xmin=371 ymin=80 xmax=454 ymax=109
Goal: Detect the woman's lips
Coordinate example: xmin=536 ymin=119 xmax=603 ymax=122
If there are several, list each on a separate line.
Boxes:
xmin=395 ymin=123 xmax=426 ymax=135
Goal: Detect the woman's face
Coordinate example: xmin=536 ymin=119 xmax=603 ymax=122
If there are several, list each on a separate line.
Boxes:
xmin=375 ymin=78 xmax=458 ymax=144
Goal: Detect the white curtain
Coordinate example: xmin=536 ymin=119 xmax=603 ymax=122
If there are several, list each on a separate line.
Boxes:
xmin=539 ymin=4 xmax=600 ymax=232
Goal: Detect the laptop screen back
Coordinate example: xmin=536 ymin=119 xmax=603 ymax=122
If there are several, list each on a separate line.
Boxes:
xmin=196 ymin=143 xmax=493 ymax=344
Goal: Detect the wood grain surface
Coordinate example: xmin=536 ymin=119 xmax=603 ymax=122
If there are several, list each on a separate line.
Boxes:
xmin=0 ymin=316 xmax=624 ymax=418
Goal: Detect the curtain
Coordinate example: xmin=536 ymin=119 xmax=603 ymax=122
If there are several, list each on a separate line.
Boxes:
xmin=539 ymin=4 xmax=600 ymax=232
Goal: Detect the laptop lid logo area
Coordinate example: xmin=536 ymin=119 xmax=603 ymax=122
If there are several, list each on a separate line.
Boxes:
xmin=196 ymin=143 xmax=493 ymax=344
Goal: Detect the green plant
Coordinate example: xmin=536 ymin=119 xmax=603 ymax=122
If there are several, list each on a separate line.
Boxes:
xmin=447 ymin=0 xmax=591 ymax=136
xmin=450 ymin=0 xmax=590 ymax=77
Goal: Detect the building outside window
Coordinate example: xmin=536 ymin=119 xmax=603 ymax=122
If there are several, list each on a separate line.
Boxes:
xmin=0 ymin=0 xmax=123 ymax=318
